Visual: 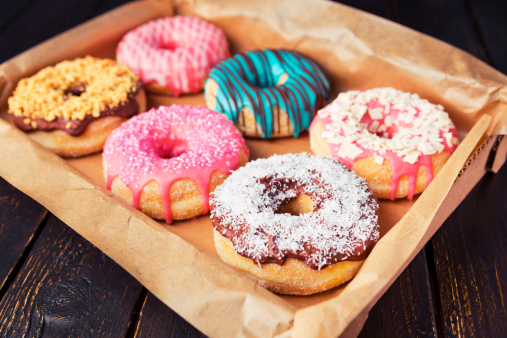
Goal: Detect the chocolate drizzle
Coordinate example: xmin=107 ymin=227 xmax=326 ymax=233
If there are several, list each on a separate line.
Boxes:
xmin=13 ymin=87 xmax=141 ymax=136
xmin=205 ymin=49 xmax=331 ymax=138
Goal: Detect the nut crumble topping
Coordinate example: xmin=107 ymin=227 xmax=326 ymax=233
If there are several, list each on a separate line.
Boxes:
xmin=8 ymin=56 xmax=140 ymax=123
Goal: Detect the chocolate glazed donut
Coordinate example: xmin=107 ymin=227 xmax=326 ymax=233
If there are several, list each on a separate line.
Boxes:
xmin=213 ymin=174 xmax=376 ymax=269
xmin=204 ymin=49 xmax=331 ymax=138
xmin=7 ymin=56 xmax=146 ymax=157
xmin=210 ymin=153 xmax=380 ymax=295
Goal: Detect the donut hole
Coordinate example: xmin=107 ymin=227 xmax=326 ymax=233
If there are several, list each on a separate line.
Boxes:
xmin=158 ymin=40 xmax=180 ymax=51
xmin=359 ymin=102 xmax=411 ymax=140
xmin=64 ymin=83 xmax=86 ymax=97
xmin=372 ymin=127 xmax=394 ymax=139
xmin=154 ymin=138 xmax=188 ymax=159
xmin=360 ymin=118 xmax=396 ymax=140
xmin=248 ymin=72 xmax=290 ymax=89
xmin=278 ymin=193 xmax=314 ymax=216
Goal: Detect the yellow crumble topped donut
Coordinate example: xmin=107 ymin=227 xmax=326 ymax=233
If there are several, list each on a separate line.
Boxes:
xmin=8 ymin=56 xmax=146 ymax=157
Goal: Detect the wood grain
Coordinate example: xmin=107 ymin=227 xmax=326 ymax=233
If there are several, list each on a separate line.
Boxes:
xmin=0 ymin=177 xmax=47 ymax=294
xmin=133 ymin=293 xmax=205 ymax=338
xmin=430 ymin=163 xmax=507 ymax=337
xmin=359 ymin=250 xmax=438 ymax=338
xmin=0 ymin=215 xmax=144 ymax=337
xmin=0 ymin=0 xmax=505 ymax=337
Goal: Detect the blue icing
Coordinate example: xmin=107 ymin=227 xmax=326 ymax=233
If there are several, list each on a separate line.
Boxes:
xmin=205 ymin=49 xmax=330 ymax=138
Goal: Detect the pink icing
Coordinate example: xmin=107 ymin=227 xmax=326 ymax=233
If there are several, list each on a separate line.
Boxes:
xmin=310 ymin=88 xmax=459 ymax=200
xmin=116 ymin=16 xmax=229 ymax=96
xmin=103 ymin=105 xmax=249 ymax=223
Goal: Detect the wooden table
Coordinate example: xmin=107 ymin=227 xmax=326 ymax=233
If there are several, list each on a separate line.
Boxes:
xmin=0 ymin=1 xmax=505 ymax=336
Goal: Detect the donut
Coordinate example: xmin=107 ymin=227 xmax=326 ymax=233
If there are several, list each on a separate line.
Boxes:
xmin=116 ymin=16 xmax=229 ymax=96
xmin=103 ymin=105 xmax=249 ymax=224
xmin=210 ymin=153 xmax=379 ymax=295
xmin=204 ymin=49 xmax=330 ymax=138
xmin=310 ymin=87 xmax=459 ymax=200
xmin=7 ymin=56 xmax=145 ymax=158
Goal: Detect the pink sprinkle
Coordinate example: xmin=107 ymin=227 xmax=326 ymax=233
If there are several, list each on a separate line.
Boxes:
xmin=103 ymin=105 xmax=249 ymax=223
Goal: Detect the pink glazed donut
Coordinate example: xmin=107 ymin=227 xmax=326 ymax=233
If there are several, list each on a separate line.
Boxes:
xmin=103 ymin=105 xmax=249 ymax=224
xmin=310 ymin=87 xmax=459 ymax=200
xmin=116 ymin=16 xmax=229 ymax=96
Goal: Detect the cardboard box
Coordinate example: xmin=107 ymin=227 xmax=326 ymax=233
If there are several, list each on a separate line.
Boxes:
xmin=0 ymin=1 xmax=505 ymax=336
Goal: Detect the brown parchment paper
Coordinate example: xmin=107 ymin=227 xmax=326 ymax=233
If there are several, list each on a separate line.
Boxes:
xmin=0 ymin=0 xmax=505 ymax=337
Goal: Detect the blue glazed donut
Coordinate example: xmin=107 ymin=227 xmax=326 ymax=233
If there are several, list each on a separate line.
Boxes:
xmin=204 ymin=49 xmax=330 ymax=138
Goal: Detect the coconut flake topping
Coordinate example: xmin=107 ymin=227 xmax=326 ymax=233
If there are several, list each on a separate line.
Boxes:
xmin=210 ymin=153 xmax=379 ymax=270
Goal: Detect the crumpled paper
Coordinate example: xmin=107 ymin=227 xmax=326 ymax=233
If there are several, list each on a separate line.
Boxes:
xmin=0 ymin=0 xmax=505 ymax=336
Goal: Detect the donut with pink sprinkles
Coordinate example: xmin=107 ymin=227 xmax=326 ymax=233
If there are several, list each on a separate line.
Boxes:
xmin=103 ymin=105 xmax=249 ymax=224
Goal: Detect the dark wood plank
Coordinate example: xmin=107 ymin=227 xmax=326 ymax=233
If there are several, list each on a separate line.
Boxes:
xmin=403 ymin=250 xmax=439 ymax=337
xmin=429 ymin=162 xmax=507 ymax=337
xmin=337 ymin=3 xmax=439 ymax=336
xmin=370 ymin=1 xmax=506 ymax=336
xmin=393 ymin=0 xmax=489 ymax=62
xmin=467 ymin=0 xmax=507 ymax=74
xmin=133 ymin=293 xmax=205 ymax=338
xmin=0 ymin=177 xmax=47 ymax=293
xmin=357 ymin=300 xmax=381 ymax=338
xmin=0 ymin=0 xmax=133 ymax=63
xmin=359 ymin=249 xmax=438 ymax=338
xmin=0 ymin=0 xmax=505 ymax=337
xmin=0 ymin=215 xmax=144 ymax=337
